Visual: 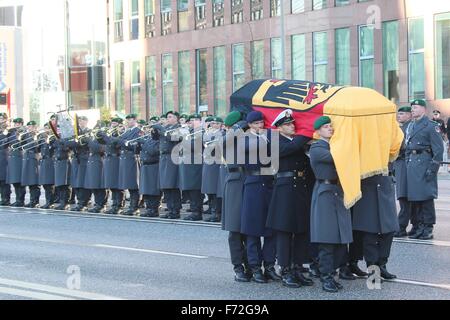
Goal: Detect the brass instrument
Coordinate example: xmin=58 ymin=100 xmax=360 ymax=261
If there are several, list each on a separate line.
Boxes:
xmin=21 ymin=134 xmax=56 ymax=151
xmin=164 ymin=124 xmax=188 ymax=137
xmin=0 ymin=126 xmax=28 ymax=147
xmin=184 ymin=128 xmax=206 ymax=140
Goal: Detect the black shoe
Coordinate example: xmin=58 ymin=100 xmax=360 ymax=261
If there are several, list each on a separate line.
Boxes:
xmin=183 ymin=213 xmax=202 ymax=221
xmin=379 ymin=265 xmax=397 ymax=280
xmin=25 ymin=202 xmax=39 ymax=208
xmin=309 ymin=263 xmax=321 ymax=278
xmin=264 ymin=266 xmax=282 ymax=281
xmin=281 ymin=268 xmax=301 ymax=288
xmin=321 ymin=276 xmax=339 ymax=293
xmin=234 ymin=266 xmax=251 ymax=282
xmin=349 ymin=262 xmax=368 ymax=277
xmin=408 ymin=225 xmax=425 ymax=239
xmin=41 ymin=203 xmax=52 ymax=209
xmin=0 ymin=200 xmax=11 ymax=206
xmin=418 ymin=226 xmax=434 ymax=240
xmin=168 ymin=213 xmax=180 ymax=219
xmin=159 ymin=213 xmax=170 ymax=219
xmin=251 ymin=269 xmax=268 ymax=284
xmin=333 ymin=279 xmax=343 ymax=290
xmin=105 ymin=207 xmax=118 ymax=215
xmin=293 ymin=266 xmax=314 ymax=286
xmin=88 ymin=206 xmax=103 ymax=213
xmin=54 ymin=204 xmax=68 ymax=210
xmin=339 ymin=266 xmax=356 ymax=280
xmin=394 ymin=229 xmax=407 ymax=238
xmin=122 ymin=208 xmax=137 ymax=216
xmin=11 ymin=202 xmax=24 ymax=207
xmin=71 ymin=205 xmax=86 ymax=212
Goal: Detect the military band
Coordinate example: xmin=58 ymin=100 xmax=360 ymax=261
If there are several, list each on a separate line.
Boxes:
xmin=0 ymin=96 xmax=445 ymax=293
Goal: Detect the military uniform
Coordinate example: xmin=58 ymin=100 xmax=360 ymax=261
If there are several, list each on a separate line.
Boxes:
xmin=53 ymin=138 xmax=72 ymax=210
xmin=0 ymin=130 xmax=11 ymax=205
xmin=85 ymin=137 xmax=107 ymax=212
xmin=405 ymin=114 xmax=444 ymax=239
xmin=38 ymin=138 xmax=55 ymax=209
xmin=6 ymin=128 xmax=26 ymax=206
xmin=20 ymin=131 xmax=41 ymax=207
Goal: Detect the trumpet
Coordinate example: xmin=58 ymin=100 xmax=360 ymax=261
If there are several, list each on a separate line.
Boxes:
xmin=164 ymin=124 xmax=188 ymax=137
xmin=21 ymin=135 xmax=56 ymax=151
xmin=124 ymin=132 xmax=153 ymax=147
xmin=184 ymin=128 xmax=206 ymax=140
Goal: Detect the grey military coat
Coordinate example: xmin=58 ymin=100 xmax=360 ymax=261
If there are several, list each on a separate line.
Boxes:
xmin=53 ymin=138 xmax=71 ymax=187
xmin=309 ymin=139 xmax=353 ymax=244
xmin=21 ymin=133 xmax=40 ymax=186
xmin=201 ymin=129 xmax=223 ymax=195
xmin=393 ymin=122 xmax=409 ymax=199
xmin=97 ymin=132 xmax=121 ymax=189
xmin=0 ymin=132 xmax=8 ymax=181
xmin=38 ymin=140 xmax=55 ymax=185
xmin=179 ymin=129 xmax=203 ymax=191
xmin=84 ymin=138 xmax=105 ymax=189
xmin=6 ymin=131 xmax=23 ymax=184
xmin=153 ymin=124 xmax=180 ymax=190
xmin=138 ymin=135 xmax=160 ymax=196
xmin=117 ymin=126 xmax=141 ymax=190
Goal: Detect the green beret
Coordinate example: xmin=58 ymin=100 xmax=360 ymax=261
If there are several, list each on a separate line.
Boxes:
xmin=224 ymin=111 xmax=242 ymax=127
xmin=205 ymin=116 xmax=213 ymax=123
xmin=410 ymin=99 xmax=427 ymax=108
xmin=188 ymin=113 xmax=202 ymax=121
xmin=27 ymin=121 xmax=37 ymax=126
xmin=160 ymin=114 xmax=167 ymax=119
xmin=398 ymin=106 xmax=412 ymax=113
xmin=150 ymin=116 xmax=160 ymax=122
xmin=137 ymin=119 xmax=147 ymax=125
xmin=180 ymin=113 xmax=189 ymax=119
xmin=125 ymin=113 xmax=138 ymax=119
xmin=165 ymin=111 xmax=180 ymax=118
xmin=212 ymin=116 xmax=223 ymax=123
xmin=13 ymin=118 xmax=24 ymax=124
xmin=313 ymin=116 xmax=331 ymax=130
xmin=111 ymin=117 xmax=123 ymax=124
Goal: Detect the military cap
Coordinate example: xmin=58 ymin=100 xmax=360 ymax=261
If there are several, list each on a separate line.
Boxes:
xmin=188 ymin=113 xmax=202 ymax=121
xmin=432 ymin=110 xmax=441 ymax=114
xmin=0 ymin=112 xmax=8 ymax=118
xmin=205 ymin=116 xmax=214 ymax=123
xmin=180 ymin=113 xmax=189 ymax=119
xmin=314 ymin=116 xmax=331 ymax=130
xmin=212 ymin=116 xmax=223 ymax=123
xmin=50 ymin=114 xmax=57 ymax=120
xmin=160 ymin=114 xmax=167 ymax=119
xmin=125 ymin=113 xmax=138 ymax=119
xmin=272 ymin=109 xmax=295 ymax=127
xmin=165 ymin=111 xmax=180 ymax=118
xmin=27 ymin=121 xmax=37 ymax=126
xmin=137 ymin=119 xmax=147 ymax=125
xmin=111 ymin=117 xmax=123 ymax=124
xmin=78 ymin=115 xmax=88 ymax=121
xmin=224 ymin=111 xmax=242 ymax=127
xmin=150 ymin=116 xmax=160 ymax=122
xmin=410 ymin=99 xmax=427 ymax=108
xmin=13 ymin=118 xmax=24 ymax=124
xmin=246 ymin=111 xmax=264 ymax=123
xmin=398 ymin=106 xmax=412 ymax=113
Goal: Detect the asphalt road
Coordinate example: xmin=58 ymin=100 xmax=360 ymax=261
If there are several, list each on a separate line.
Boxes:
xmin=0 ymin=176 xmax=449 ymax=300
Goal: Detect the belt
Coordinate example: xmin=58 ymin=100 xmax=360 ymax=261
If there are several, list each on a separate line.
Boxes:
xmin=275 ymin=170 xmax=306 ymax=179
xmin=410 ymin=149 xmax=431 ymax=155
xmin=228 ymin=167 xmax=244 ymax=173
xmin=318 ymin=179 xmax=338 ymax=185
xmin=142 ymin=161 xmax=158 ymax=165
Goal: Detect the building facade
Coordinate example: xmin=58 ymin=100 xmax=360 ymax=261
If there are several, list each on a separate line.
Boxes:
xmin=109 ymin=0 xmax=449 ymax=118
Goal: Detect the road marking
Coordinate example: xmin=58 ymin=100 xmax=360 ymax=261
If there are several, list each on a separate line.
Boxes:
xmin=394 ymin=238 xmax=450 ymax=247
xmin=0 ymin=285 xmax=74 ymax=300
xmin=387 ymin=278 xmax=450 ymax=291
xmin=0 ymin=277 xmax=123 ymax=300
xmin=94 ymin=244 xmax=208 ymax=259
xmin=0 ymin=233 xmax=208 ymax=260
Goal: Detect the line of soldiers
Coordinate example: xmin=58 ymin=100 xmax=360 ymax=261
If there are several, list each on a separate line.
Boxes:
xmin=0 ymin=111 xmax=225 ymax=223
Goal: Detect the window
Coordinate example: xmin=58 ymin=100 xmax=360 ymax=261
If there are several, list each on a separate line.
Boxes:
xmin=178 ymin=51 xmax=191 ymax=114
xmin=145 ymin=0 xmax=156 ymax=37
xmin=232 ymin=44 xmax=245 ymax=92
xmin=251 ymin=0 xmax=263 ymax=21
xmin=252 ymin=40 xmax=265 ymax=79
xmin=271 ymin=38 xmax=283 ymax=78
xmin=146 ymin=56 xmax=157 ymax=115
xmin=291 ymin=0 xmax=305 ymax=13
xmin=113 ymin=0 xmax=123 ymax=42
xmin=359 ymin=25 xmax=374 ymax=89
xmin=213 ymin=0 xmax=224 ymax=27
xmin=383 ymin=21 xmax=399 ymax=102
xmin=335 ymin=0 xmax=350 ymax=6
xmin=271 ymin=0 xmax=280 ymax=17
xmin=435 ymin=13 xmax=450 ymax=99
xmin=196 ymin=49 xmax=208 ymax=110
xmin=0 ymin=6 xmax=14 ymax=26
xmin=291 ymin=34 xmax=306 ymax=80
xmin=162 ymin=54 xmax=174 ymax=113
xmin=313 ymin=31 xmax=328 ymax=83
xmin=178 ymin=0 xmax=189 ymax=32
xmin=16 ymin=6 xmax=23 ymax=27
xmin=214 ymin=46 xmax=227 ymax=116
xmin=313 ymin=0 xmax=327 ymax=10
xmin=131 ymin=60 xmax=141 ymax=115
xmin=195 ymin=0 xmax=207 ymax=30
xmin=130 ymin=0 xmax=139 ymax=40
xmin=115 ymin=61 xmax=125 ymax=112
xmin=231 ymin=0 xmax=243 ymax=24
xmin=335 ymin=28 xmax=351 ymax=85
xmin=408 ymin=17 xmax=425 ymax=100
xmin=161 ymin=0 xmax=172 ymax=35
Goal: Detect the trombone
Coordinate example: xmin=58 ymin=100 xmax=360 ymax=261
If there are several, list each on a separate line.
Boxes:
xmin=164 ymin=124 xmax=188 ymax=137
xmin=184 ymin=128 xmax=206 ymax=140
xmin=21 ymin=134 xmax=56 ymax=151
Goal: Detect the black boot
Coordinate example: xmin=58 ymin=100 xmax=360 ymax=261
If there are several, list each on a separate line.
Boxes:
xmin=122 ymin=192 xmax=139 ymax=216
xmin=264 ymin=264 xmax=282 ymax=281
xmin=54 ymin=188 xmax=69 ymax=210
xmin=378 ymin=259 xmax=397 ymax=280
xmin=309 ymin=260 xmax=321 ymax=278
xmin=71 ymin=204 xmax=87 ymax=212
xmin=184 ymin=212 xmax=202 ymax=221
xmin=293 ymin=264 xmax=314 ymax=286
xmin=88 ymin=205 xmax=104 ymax=213
xmin=281 ymin=267 xmax=301 ymax=288
xmin=418 ymin=225 xmax=434 ymax=240
xmin=339 ymin=265 xmax=356 ymax=280
xmin=349 ymin=261 xmax=368 ymax=277
xmin=408 ymin=224 xmax=425 ymax=239
xmin=250 ymin=267 xmax=268 ymax=284
xmin=321 ymin=274 xmax=339 ymax=293
xmin=234 ymin=265 xmax=250 ymax=282
xmin=394 ymin=228 xmax=407 ymax=238
xmin=105 ymin=206 xmax=119 ymax=214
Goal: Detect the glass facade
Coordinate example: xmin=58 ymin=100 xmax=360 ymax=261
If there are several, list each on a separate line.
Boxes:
xmin=213 ymin=46 xmax=227 ymax=116
xmin=114 ymin=0 xmax=123 ymax=42
xmin=162 ymin=53 xmax=173 ymax=113
xmin=335 ymin=28 xmax=351 ymax=85
xmin=251 ymin=40 xmax=265 ymax=79
xmin=115 ymin=61 xmax=125 ymax=112
xmin=383 ymin=21 xmax=399 ymax=102
xmin=196 ymin=49 xmax=208 ymax=109
xmin=232 ymin=44 xmax=245 ymax=92
xmin=178 ymin=51 xmax=191 ymax=114
xmin=271 ymin=38 xmax=282 ymax=79
xmin=291 ymin=0 xmax=305 ymax=13
xmin=435 ymin=13 xmax=450 ymax=99
xmin=291 ymin=34 xmax=306 ymax=80
xmin=408 ymin=17 xmax=425 ymax=100
xmin=130 ymin=60 xmax=141 ymax=115
xmin=178 ymin=0 xmax=189 ymax=32
xmin=313 ymin=0 xmax=327 ymax=10
xmin=313 ymin=31 xmax=328 ymax=83
xmin=146 ymin=56 xmax=157 ymax=116
xmin=130 ymin=0 xmax=139 ymax=40
xmin=359 ymin=25 xmax=374 ymax=89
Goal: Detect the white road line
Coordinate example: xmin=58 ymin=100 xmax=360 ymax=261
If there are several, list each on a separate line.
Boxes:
xmin=388 ymin=279 xmax=450 ymax=291
xmin=0 ymin=285 xmax=74 ymax=300
xmin=0 ymin=233 xmax=208 ymax=259
xmin=0 ymin=278 xmax=123 ymax=300
xmin=394 ymin=238 xmax=450 ymax=247
xmin=94 ymin=244 xmax=208 ymax=259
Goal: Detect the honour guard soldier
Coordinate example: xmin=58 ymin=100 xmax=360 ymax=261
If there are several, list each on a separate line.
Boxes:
xmin=68 ymin=116 xmax=91 ymax=211
xmin=201 ymin=117 xmax=224 ymax=222
xmin=85 ymin=130 xmax=107 ymax=213
xmin=221 ymin=111 xmax=251 ymax=282
xmin=153 ymin=111 xmax=182 ymax=219
xmin=181 ymin=114 xmax=204 ymax=221
xmin=179 ymin=114 xmax=188 ymax=126
xmin=240 ymin=111 xmax=277 ymax=284
xmin=6 ymin=118 xmax=26 ymax=207
xmin=53 ymin=131 xmax=72 ymax=210
xmin=98 ymin=118 xmax=125 ymax=214
xmin=309 ymin=116 xmax=353 ymax=293
xmin=21 ymin=121 xmax=41 ymax=208
xmin=38 ymin=124 xmax=56 ymax=209
xmin=394 ymin=106 xmax=414 ymax=237
xmin=266 ymin=110 xmax=314 ymax=288
xmin=116 ymin=114 xmax=141 ymax=215
xmin=0 ymin=113 xmax=11 ymax=206
xmin=136 ymin=126 xmax=161 ymax=217
xmin=405 ymin=99 xmax=444 ymax=240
